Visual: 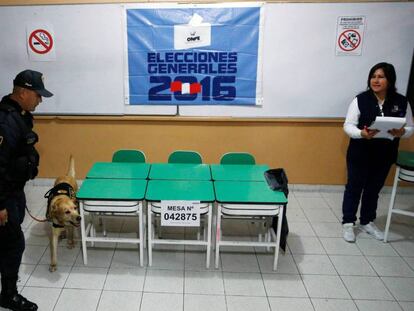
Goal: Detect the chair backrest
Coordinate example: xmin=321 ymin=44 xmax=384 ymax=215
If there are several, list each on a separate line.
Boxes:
xmin=168 ymin=150 xmax=202 ymax=164
xmin=220 ymin=152 xmax=256 ymax=165
xmin=112 ymin=149 xmax=146 ymax=163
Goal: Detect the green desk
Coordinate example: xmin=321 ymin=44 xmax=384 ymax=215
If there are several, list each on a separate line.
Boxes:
xmin=210 ymin=164 xmax=269 ymax=181
xmin=146 ymin=180 xmax=215 ymax=268
xmin=149 ymin=163 xmax=211 ymax=180
xmin=397 ymin=151 xmax=414 ymax=171
xmin=77 ymin=178 xmax=147 ymax=266
xmin=214 ymin=181 xmax=287 ymax=270
xmin=86 ymin=162 xmax=150 ymax=179
xmin=214 ymin=181 xmax=287 ymax=204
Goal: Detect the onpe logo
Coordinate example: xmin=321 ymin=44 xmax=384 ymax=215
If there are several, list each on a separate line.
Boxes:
xmin=187 ymin=31 xmax=200 ymax=42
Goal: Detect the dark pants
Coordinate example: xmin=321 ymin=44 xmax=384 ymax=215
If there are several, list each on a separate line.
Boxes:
xmin=342 ymin=143 xmax=393 ymax=225
xmin=0 ymin=191 xmax=26 ymax=296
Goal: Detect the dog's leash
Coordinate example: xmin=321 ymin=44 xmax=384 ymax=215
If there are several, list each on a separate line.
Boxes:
xmin=25 ymin=206 xmax=48 ymax=222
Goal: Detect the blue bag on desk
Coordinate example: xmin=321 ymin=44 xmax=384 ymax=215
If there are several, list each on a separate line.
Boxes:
xmin=264 ymin=168 xmax=289 ymax=252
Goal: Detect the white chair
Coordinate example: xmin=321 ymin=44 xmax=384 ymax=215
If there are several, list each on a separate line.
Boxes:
xmin=384 ymin=151 xmax=414 ymax=242
xmin=80 ymin=200 xmax=145 ymax=266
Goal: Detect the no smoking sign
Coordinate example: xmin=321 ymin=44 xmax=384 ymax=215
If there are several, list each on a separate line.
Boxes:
xmin=335 ymin=16 xmax=365 ymax=56
xmin=338 ymin=30 xmax=361 ymax=52
xmin=29 ymin=29 xmax=53 ymax=54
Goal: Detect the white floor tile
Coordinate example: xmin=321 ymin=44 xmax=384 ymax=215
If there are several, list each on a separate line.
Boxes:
xmin=104 ymin=267 xmax=145 ymax=291
xmin=221 ymin=253 xmax=260 ymax=273
xmin=110 ymin=248 xmax=144 ymax=268
xmin=144 ymin=269 xmax=184 ymax=293
xmin=184 ymin=250 xmax=217 ymax=271
xmin=64 ymin=266 xmax=107 ymax=290
xmin=311 ymin=222 xmax=344 ymax=238
xmin=302 ymin=275 xmax=350 ymax=299
xmin=74 ymin=247 xmax=115 ymax=268
xmin=293 ymin=254 xmax=337 ymax=275
xmin=17 ymin=264 xmax=37 ymax=287
xmin=297 ymin=197 xmax=329 ymax=209
xmin=311 ymin=298 xmax=358 ymax=311
xmin=341 ymin=275 xmax=394 ymax=300
xmin=366 ymin=256 xmax=414 ymax=277
xmin=97 ymin=290 xmax=142 ymax=311
xmin=320 ymin=238 xmax=362 ymax=255
xmin=184 ymin=271 xmax=224 ymax=295
xmin=288 ymin=237 xmax=326 ymax=255
xmin=223 ymin=272 xmax=266 ymax=296
xmin=356 ymin=238 xmax=399 ymax=256
xmin=226 ymin=295 xmax=270 ymax=311
xmin=54 ymin=288 xmax=101 ymax=311
xmin=303 ymin=208 xmax=339 ymax=222
xmin=268 ymin=297 xmax=314 ymax=311
xmin=184 ymin=294 xmax=226 ymax=311
xmin=26 ymin=264 xmax=71 ymax=288
xmin=148 ymin=250 xmax=185 ymax=270
xmin=20 ymin=286 xmax=61 ymax=311
xmin=382 ymin=277 xmax=414 ymax=301
xmin=404 ymin=257 xmax=414 ymax=270
xmin=391 ymin=240 xmax=414 ymax=257
xmin=399 ymin=301 xmax=414 ymax=311
xmin=140 ymin=292 xmax=183 ymax=311
xmin=287 ymin=208 xmax=308 ymax=222
xmin=21 ymin=245 xmax=47 ymax=264
xmin=263 ymin=273 xmax=308 ymax=298
xmin=354 ymin=300 xmax=404 ymax=311
xmin=40 ymin=245 xmax=80 ymax=267
xmin=329 ymin=255 xmax=377 ymax=276
xmin=288 ymin=222 xmax=316 ymax=237
xmin=257 ymin=253 xmax=299 ymax=274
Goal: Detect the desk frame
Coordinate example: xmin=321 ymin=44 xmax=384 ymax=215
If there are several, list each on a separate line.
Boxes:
xmin=215 ymin=203 xmax=284 ymax=270
xmin=147 ymin=203 xmax=212 ymax=268
xmin=77 ymin=178 xmax=147 ymax=267
xmin=145 ymin=180 xmax=215 ymax=268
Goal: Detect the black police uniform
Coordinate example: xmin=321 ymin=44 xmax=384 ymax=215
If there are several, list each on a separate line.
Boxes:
xmin=342 ymin=90 xmax=408 ymax=225
xmin=0 ymin=95 xmax=39 ymax=311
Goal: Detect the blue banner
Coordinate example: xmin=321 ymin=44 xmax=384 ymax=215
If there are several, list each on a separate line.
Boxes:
xmin=126 ymin=5 xmax=263 ymax=106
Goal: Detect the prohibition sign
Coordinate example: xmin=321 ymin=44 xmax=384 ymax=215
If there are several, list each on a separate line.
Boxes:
xmin=29 ymin=29 xmax=53 ymax=54
xmin=338 ymin=30 xmax=361 ymax=52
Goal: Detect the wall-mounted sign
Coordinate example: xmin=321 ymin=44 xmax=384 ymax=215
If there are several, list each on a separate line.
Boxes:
xmin=336 ymin=16 xmax=365 ymax=56
xmin=26 ymin=23 xmax=56 ymax=61
xmin=125 ymin=3 xmax=264 ymax=106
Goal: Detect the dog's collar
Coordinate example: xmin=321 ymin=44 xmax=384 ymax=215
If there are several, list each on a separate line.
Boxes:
xmin=52 ymin=223 xmax=65 ymax=228
xmin=44 ymin=182 xmax=77 ymax=222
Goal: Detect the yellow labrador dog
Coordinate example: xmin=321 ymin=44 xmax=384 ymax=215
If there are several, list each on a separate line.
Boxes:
xmin=44 ymin=155 xmax=80 ymax=272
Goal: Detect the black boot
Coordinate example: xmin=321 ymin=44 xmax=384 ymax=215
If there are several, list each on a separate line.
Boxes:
xmin=0 ymin=277 xmax=37 ymax=311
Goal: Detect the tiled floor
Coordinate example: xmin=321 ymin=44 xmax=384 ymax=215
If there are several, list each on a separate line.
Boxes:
xmin=1 ymin=184 xmax=414 ymax=311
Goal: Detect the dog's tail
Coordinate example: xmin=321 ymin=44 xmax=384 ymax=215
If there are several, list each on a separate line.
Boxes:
xmin=67 ymin=155 xmax=76 ymax=178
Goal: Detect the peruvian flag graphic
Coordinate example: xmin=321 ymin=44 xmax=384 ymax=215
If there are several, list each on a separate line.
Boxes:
xmin=170 ymin=81 xmax=201 ymax=94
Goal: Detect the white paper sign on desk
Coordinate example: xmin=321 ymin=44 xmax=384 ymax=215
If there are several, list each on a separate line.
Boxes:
xmin=161 ymin=201 xmax=201 ymax=227
xmin=369 ymin=116 xmax=406 ymax=140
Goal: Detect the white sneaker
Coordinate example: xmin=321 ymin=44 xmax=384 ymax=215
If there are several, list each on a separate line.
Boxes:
xmin=343 ymin=223 xmax=355 ymax=242
xmin=360 ymin=222 xmax=384 ymax=240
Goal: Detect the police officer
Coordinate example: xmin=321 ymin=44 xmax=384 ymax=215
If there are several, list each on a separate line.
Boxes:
xmin=0 ymin=70 xmax=53 ymax=311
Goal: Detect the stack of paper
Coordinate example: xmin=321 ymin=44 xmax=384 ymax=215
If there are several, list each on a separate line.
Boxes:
xmin=368 ymin=116 xmax=406 ymax=139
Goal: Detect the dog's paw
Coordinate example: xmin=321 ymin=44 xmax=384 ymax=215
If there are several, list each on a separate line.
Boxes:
xmin=49 ymin=265 xmax=57 ymax=272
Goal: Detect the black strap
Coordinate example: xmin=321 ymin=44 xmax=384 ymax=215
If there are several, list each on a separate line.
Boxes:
xmin=44 ymin=182 xmax=76 ymax=220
